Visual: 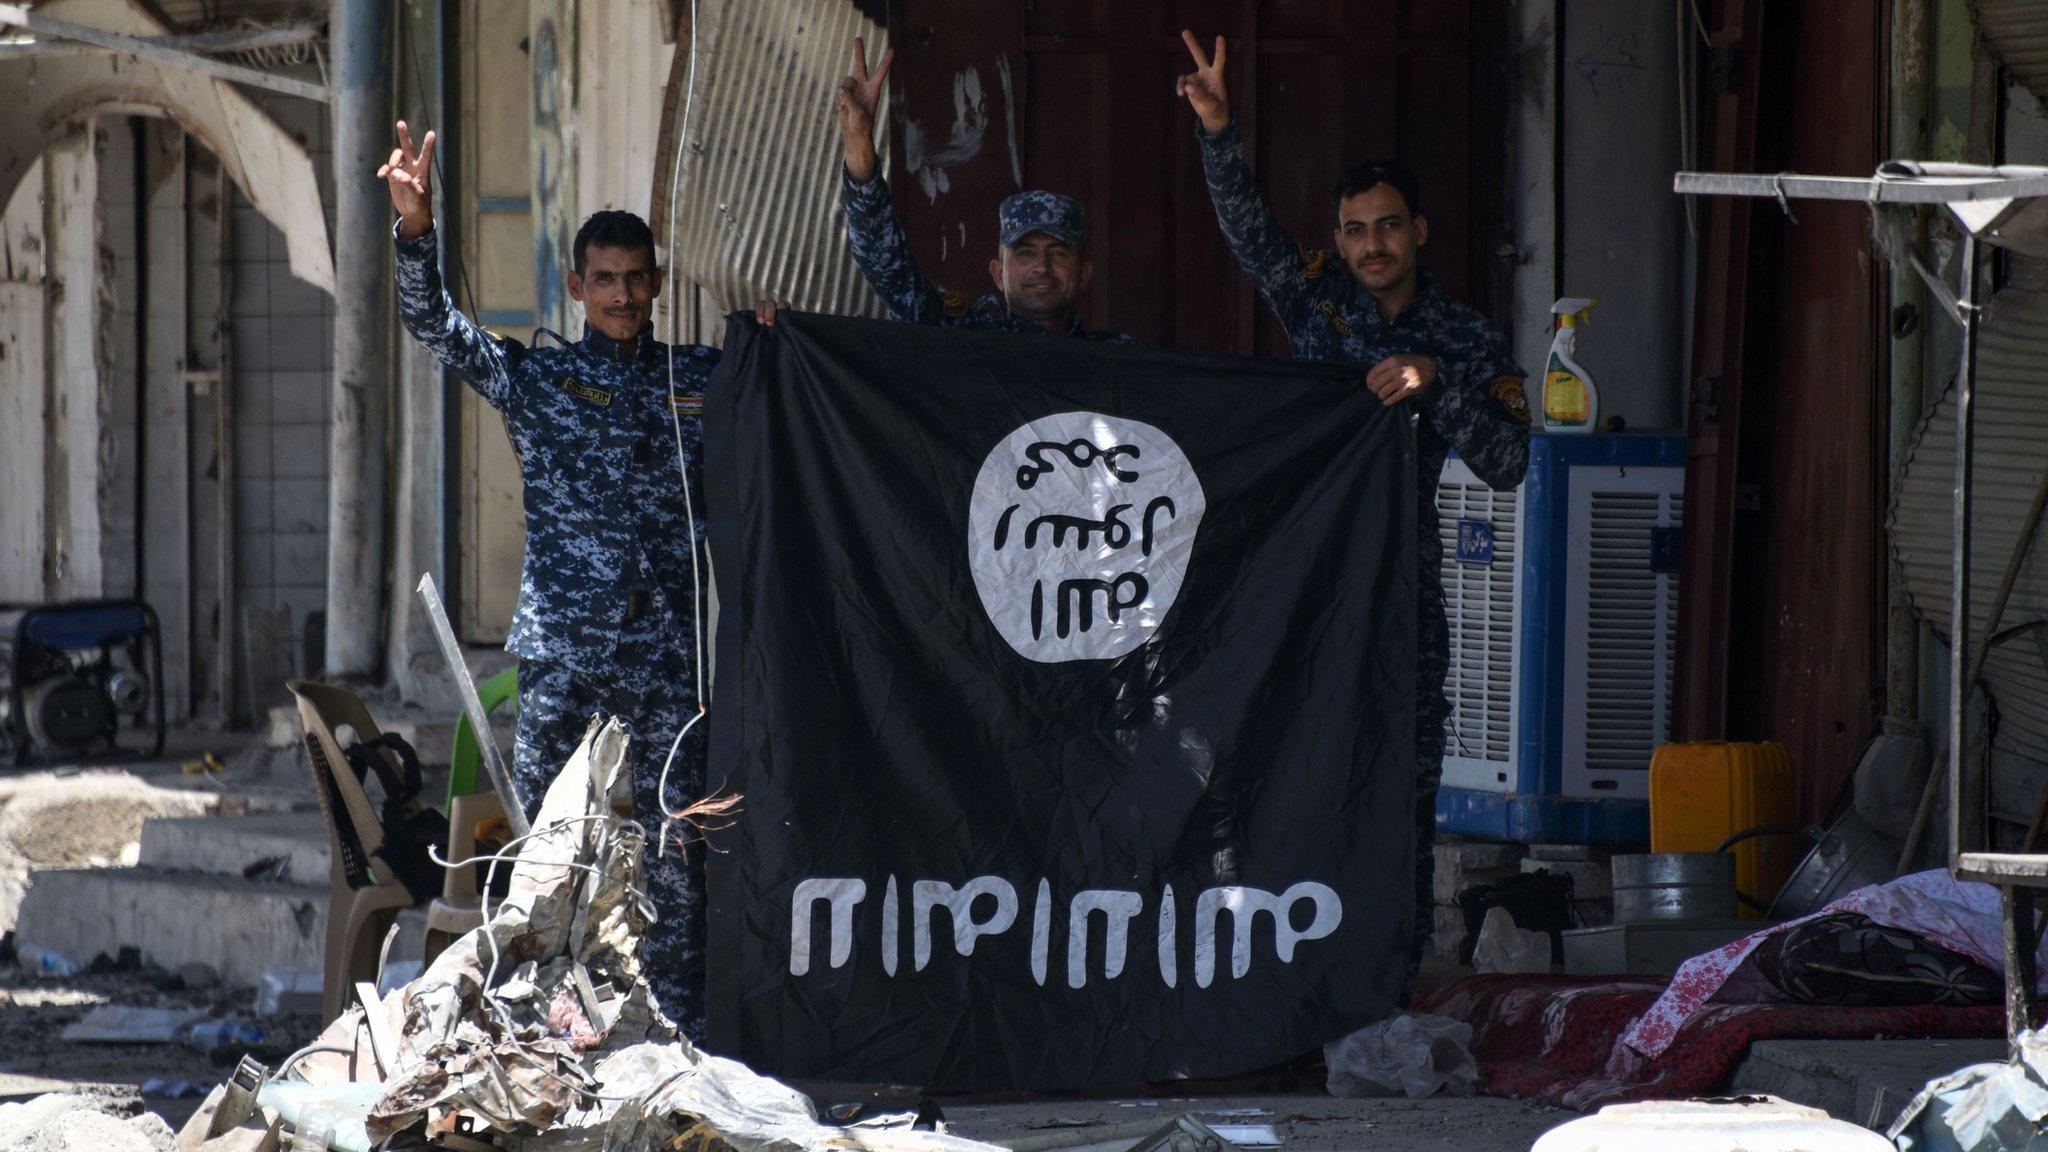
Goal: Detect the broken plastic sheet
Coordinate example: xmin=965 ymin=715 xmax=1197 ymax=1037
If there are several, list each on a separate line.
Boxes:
xmin=252 ymin=717 xmax=1003 ymax=1152
xmin=1892 ymin=1027 xmax=2048 ymax=1152
xmin=1324 ymin=1013 xmax=1478 ymax=1099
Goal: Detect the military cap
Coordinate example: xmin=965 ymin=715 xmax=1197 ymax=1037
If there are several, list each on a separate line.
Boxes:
xmin=999 ymin=190 xmax=1084 ymax=248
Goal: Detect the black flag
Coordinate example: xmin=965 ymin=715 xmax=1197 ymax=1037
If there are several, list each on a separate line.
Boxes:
xmin=703 ymin=312 xmax=1417 ymax=1090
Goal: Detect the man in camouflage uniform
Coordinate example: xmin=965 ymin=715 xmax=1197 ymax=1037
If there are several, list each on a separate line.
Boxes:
xmin=1177 ymin=34 xmax=1533 ymax=987
xmin=379 ymin=123 xmax=714 ymax=1038
xmin=833 ymin=38 xmax=1132 ymax=343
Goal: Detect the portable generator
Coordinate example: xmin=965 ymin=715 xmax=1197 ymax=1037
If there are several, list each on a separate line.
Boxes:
xmin=0 ymin=599 xmax=166 ymax=764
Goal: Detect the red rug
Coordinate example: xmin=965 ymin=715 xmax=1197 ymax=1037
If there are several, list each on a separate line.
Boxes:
xmin=1415 ymin=973 xmax=2004 ymax=1110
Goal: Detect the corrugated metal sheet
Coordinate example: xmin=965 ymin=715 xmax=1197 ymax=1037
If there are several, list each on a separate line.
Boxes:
xmin=665 ymin=0 xmax=887 ymax=316
xmin=1891 ymin=286 xmax=2048 ymax=639
xmin=1891 ymin=286 xmax=2048 ymax=783
xmin=1971 ymin=0 xmax=2048 ymax=102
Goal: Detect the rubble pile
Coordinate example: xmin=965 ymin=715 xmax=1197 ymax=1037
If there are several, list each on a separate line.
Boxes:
xmin=0 ymin=1089 xmax=177 ymax=1152
xmin=164 ymin=719 xmax=999 ymax=1151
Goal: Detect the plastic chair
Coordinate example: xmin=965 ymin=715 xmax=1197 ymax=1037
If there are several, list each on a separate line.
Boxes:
xmin=445 ymin=666 xmax=519 ymax=805
xmin=425 ymin=667 xmax=518 ymax=952
xmin=287 ymin=681 xmax=422 ymax=1024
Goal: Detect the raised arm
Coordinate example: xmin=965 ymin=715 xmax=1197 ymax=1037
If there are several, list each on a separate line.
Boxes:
xmin=836 ymin=37 xmax=955 ymax=325
xmin=1178 ymin=31 xmax=1314 ymax=327
xmin=379 ymin=122 xmax=518 ymax=409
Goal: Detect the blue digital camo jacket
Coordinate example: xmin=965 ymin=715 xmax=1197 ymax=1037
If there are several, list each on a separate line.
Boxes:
xmin=1196 ymin=120 xmax=1532 ymax=728
xmin=393 ymin=224 xmax=716 ymax=678
xmin=841 ymin=169 xmax=1135 ymax=343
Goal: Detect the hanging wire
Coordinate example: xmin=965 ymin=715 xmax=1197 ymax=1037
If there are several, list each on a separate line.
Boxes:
xmin=655 ymin=0 xmax=720 ymax=859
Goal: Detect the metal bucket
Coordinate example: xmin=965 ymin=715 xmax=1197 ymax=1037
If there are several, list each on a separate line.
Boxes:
xmin=1612 ymin=852 xmax=1738 ymax=924
xmin=1766 ymin=809 xmax=1900 ymax=920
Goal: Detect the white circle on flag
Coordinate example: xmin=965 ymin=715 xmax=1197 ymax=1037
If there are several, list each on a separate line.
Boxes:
xmin=967 ymin=411 xmax=1205 ymax=663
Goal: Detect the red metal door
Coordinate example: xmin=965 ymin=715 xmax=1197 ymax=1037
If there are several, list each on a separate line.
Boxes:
xmin=888 ymin=0 xmax=1500 ymax=354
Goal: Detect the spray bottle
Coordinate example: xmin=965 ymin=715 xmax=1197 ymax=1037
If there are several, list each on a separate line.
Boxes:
xmin=1542 ymin=297 xmax=1599 ymax=433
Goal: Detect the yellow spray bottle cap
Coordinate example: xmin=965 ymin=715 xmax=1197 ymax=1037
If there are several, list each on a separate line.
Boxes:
xmin=1552 ymin=296 xmax=1597 ymax=327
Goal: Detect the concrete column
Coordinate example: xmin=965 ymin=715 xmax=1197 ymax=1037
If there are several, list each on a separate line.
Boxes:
xmin=327 ymin=0 xmax=394 ymax=678
xmin=388 ymin=0 xmax=456 ymax=710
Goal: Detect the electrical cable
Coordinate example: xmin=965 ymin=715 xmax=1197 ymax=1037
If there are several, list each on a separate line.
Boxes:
xmin=654 ymin=0 xmax=709 ymax=858
xmin=398 ymin=7 xmax=481 ymax=324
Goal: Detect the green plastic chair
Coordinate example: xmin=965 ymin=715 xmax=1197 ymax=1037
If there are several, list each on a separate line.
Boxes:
xmin=446 ymin=666 xmax=519 ymax=805
xmin=426 ymin=665 xmax=520 ymax=955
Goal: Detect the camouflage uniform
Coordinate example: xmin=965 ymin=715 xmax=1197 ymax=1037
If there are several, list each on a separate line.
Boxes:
xmin=1195 ymin=122 xmax=1532 ymax=980
xmin=393 ymin=223 xmax=714 ymax=1039
xmin=841 ymin=173 xmax=1135 ymax=343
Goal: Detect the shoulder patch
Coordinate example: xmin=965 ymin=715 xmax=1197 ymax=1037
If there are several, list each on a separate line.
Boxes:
xmin=1315 ymin=298 xmax=1353 ymax=336
xmin=1302 ymin=247 xmax=1333 ymax=281
xmin=940 ymin=286 xmax=971 ymax=318
xmin=1490 ymin=375 xmax=1532 ymax=425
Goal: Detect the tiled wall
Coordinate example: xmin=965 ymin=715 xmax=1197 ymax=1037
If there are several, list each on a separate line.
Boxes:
xmin=229 ymin=95 xmax=335 ymax=645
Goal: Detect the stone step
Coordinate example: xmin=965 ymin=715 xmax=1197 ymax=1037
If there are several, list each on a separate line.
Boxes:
xmin=1729 ymin=1038 xmax=2007 ymax=1130
xmin=14 ymin=866 xmax=327 ymax=988
xmin=137 ymin=811 xmax=331 ymax=885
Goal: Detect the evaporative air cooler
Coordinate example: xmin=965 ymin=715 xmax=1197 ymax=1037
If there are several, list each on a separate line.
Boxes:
xmin=1433 ymin=435 xmax=1686 ymax=845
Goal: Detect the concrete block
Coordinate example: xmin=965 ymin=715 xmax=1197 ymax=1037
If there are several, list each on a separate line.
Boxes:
xmin=1432 ymin=842 xmax=1524 ymax=904
xmin=1563 ymin=920 xmax=1752 ymax=977
xmin=1522 ymin=857 xmax=1611 ymax=900
xmin=15 ymin=867 xmax=326 ymax=987
xmin=1435 ymin=841 xmax=1523 ymax=869
xmin=138 ymin=811 xmax=329 ymax=885
xmin=1730 ymin=1039 xmax=2005 ymax=1130
xmin=1528 ymin=843 xmax=1616 ymax=863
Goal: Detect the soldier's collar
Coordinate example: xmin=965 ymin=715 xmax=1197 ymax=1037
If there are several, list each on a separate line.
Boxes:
xmin=1350 ymin=267 xmax=1447 ymax=325
xmin=983 ymin=290 xmax=1094 ymax=338
xmin=581 ymin=321 xmax=659 ymax=365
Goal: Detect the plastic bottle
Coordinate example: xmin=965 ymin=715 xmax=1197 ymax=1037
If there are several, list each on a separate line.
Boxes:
xmin=17 ymin=944 xmax=79 ymax=978
xmin=1542 ymin=297 xmax=1599 ymax=433
xmin=182 ymin=1019 xmax=266 ymax=1053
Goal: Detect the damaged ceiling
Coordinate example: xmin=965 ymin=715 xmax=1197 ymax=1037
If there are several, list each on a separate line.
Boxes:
xmin=0 ymin=0 xmax=333 ymax=293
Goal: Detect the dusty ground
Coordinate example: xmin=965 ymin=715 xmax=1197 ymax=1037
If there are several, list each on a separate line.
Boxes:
xmin=0 ymin=727 xmax=1573 ymax=1148
xmin=935 ymin=1095 xmax=1573 ymax=1151
xmin=0 ymin=961 xmax=321 ymax=1131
